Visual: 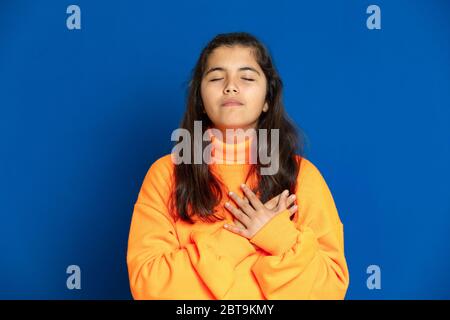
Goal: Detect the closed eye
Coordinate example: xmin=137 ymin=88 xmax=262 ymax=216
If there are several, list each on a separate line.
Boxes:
xmin=209 ymin=78 xmax=255 ymax=82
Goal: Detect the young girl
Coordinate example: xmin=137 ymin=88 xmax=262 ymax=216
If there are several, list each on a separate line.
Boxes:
xmin=127 ymin=32 xmax=349 ymax=300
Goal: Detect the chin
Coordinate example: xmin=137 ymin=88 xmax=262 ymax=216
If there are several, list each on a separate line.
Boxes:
xmin=218 ymin=123 xmax=255 ymax=131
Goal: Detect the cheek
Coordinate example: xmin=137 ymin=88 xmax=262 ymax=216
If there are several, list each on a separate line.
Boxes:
xmin=201 ymin=85 xmax=221 ymax=117
xmin=245 ymin=85 xmax=267 ymax=108
xmin=201 ymin=84 xmax=217 ymax=103
xmin=200 ymin=82 xmax=207 ymax=101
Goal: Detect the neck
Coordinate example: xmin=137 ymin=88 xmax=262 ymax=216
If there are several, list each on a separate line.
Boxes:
xmin=206 ymin=127 xmax=258 ymax=165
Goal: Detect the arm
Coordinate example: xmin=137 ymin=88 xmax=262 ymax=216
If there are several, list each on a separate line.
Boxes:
xmin=248 ymin=159 xmax=349 ymax=299
xmin=127 ymin=157 xmax=256 ymax=300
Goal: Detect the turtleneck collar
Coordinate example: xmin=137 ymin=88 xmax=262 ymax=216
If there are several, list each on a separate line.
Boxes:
xmin=206 ymin=128 xmax=257 ymax=165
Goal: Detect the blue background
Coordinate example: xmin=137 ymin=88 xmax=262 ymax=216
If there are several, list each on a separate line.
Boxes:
xmin=1 ymin=0 xmax=449 ymax=299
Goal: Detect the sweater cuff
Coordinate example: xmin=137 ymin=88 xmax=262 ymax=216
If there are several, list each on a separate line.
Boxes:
xmin=191 ymin=226 xmax=256 ymax=267
xmin=249 ymin=209 xmax=299 ymax=256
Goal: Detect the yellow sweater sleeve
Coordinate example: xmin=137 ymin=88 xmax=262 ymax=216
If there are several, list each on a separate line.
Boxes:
xmin=248 ymin=158 xmax=350 ymax=299
xmin=127 ymin=157 xmax=256 ymax=300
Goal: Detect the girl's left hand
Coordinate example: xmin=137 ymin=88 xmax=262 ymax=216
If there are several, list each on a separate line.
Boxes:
xmin=223 ymin=184 xmax=297 ymax=239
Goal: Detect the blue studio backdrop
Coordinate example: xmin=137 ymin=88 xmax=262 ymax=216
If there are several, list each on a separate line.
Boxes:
xmin=0 ymin=0 xmax=449 ymax=299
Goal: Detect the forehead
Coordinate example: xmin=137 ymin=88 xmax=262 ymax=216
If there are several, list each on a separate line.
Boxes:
xmin=206 ymin=46 xmax=259 ymax=69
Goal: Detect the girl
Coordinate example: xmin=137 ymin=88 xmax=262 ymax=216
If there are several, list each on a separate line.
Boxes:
xmin=127 ymin=32 xmax=349 ymax=300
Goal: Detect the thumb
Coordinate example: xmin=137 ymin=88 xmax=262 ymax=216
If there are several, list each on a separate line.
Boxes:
xmin=264 ymin=194 xmax=280 ymax=210
xmin=276 ymin=189 xmax=289 ymax=211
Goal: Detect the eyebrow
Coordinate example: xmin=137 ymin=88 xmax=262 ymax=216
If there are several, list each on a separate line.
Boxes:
xmin=204 ymin=66 xmax=261 ymax=77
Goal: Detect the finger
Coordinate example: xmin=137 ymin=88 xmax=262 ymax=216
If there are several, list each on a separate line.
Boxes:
xmin=277 ymin=189 xmax=289 ymax=210
xmin=233 ymin=219 xmax=246 ymax=229
xmin=223 ymin=223 xmax=248 ymax=238
xmin=240 ymin=184 xmax=264 ymax=211
xmin=228 ymin=191 xmax=255 ymax=216
xmin=264 ymin=194 xmax=280 ymax=210
xmin=286 ymin=194 xmax=296 ymax=207
xmin=243 ymin=196 xmax=257 ymax=211
xmin=224 ymin=201 xmax=251 ymax=226
xmin=289 ymin=204 xmax=298 ymax=216
xmin=264 ymin=191 xmax=293 ymax=210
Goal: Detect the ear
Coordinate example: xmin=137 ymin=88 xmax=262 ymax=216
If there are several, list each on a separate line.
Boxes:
xmin=262 ymin=102 xmax=269 ymax=112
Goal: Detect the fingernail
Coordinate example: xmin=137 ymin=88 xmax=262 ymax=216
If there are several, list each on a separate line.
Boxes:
xmin=241 ymin=184 xmax=247 ymax=189
xmin=228 ymin=191 xmax=233 ymax=196
xmin=290 ymin=195 xmax=296 ymax=200
xmin=224 ymin=224 xmax=228 ymax=228
xmin=224 ymin=202 xmax=230 ymax=207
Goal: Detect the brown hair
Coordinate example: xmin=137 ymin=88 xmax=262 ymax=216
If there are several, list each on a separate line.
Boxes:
xmin=171 ymin=32 xmax=306 ymax=223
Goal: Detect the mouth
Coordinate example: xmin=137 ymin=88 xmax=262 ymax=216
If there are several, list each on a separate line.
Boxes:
xmin=221 ymin=99 xmax=244 ymax=107
xmin=221 ymin=102 xmax=244 ymax=107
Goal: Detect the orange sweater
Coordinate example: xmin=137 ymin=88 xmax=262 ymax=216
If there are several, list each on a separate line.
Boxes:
xmin=127 ymin=136 xmax=349 ymax=299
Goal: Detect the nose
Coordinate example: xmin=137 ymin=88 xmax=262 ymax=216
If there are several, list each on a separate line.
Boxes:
xmin=224 ymin=81 xmax=239 ymax=94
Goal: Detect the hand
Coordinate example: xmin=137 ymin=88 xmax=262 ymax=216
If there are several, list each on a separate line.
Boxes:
xmin=231 ymin=191 xmax=295 ymax=229
xmin=223 ymin=184 xmax=298 ymax=239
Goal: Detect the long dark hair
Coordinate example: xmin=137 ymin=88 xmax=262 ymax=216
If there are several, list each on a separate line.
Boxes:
xmin=171 ymin=32 xmax=306 ymax=223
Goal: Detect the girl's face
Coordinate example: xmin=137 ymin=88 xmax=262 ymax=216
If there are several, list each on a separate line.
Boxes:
xmin=200 ymin=45 xmax=269 ymax=133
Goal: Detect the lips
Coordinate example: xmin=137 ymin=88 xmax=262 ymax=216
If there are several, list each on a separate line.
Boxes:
xmin=221 ymin=99 xmax=244 ymax=107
